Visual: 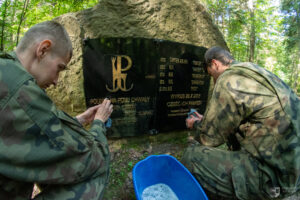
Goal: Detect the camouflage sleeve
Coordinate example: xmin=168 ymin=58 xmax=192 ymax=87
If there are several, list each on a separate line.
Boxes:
xmin=89 ymin=119 xmax=110 ymax=145
xmin=194 ymin=72 xmax=245 ymax=146
xmin=0 ymin=78 xmax=109 ymax=185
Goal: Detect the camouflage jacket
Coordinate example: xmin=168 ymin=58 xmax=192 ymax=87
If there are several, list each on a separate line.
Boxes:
xmin=0 ymin=52 xmax=110 ymax=198
xmin=195 ymin=61 xmax=300 ymax=195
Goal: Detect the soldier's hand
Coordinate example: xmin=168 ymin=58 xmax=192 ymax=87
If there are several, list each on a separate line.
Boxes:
xmin=186 ymin=112 xmax=203 ymax=129
xmin=76 ymin=104 xmax=101 ymax=125
xmin=94 ymin=98 xmax=113 ymax=123
xmin=193 ymin=112 xmax=203 ymax=120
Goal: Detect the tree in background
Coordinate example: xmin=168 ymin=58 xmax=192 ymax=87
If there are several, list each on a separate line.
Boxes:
xmin=281 ymin=0 xmax=300 ymax=93
xmin=248 ymin=0 xmax=255 ymax=62
xmin=0 ymin=0 xmax=9 ymax=51
xmin=0 ymin=0 xmax=98 ymax=51
xmin=203 ymin=0 xmax=299 ymax=94
xmin=0 ymin=0 xmax=299 ymax=94
xmin=16 ymin=0 xmax=29 ymax=46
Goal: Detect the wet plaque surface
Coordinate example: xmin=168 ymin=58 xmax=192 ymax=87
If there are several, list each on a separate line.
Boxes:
xmin=83 ymin=38 xmax=209 ymax=137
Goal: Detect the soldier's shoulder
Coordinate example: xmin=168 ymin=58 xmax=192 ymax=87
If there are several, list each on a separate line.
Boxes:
xmin=0 ymin=52 xmax=19 ymax=69
xmin=0 ymin=52 xmax=16 ymax=60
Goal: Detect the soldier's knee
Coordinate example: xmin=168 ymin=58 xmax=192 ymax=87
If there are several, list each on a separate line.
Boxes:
xmin=181 ymin=145 xmax=212 ymax=172
xmin=181 ymin=146 xmax=196 ymax=170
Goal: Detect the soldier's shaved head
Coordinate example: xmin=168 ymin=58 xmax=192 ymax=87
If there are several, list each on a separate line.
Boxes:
xmin=204 ymin=46 xmax=234 ymax=68
xmin=16 ymin=21 xmax=72 ymax=59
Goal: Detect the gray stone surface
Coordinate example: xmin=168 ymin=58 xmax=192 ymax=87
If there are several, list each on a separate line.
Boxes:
xmin=47 ymin=0 xmax=227 ymax=115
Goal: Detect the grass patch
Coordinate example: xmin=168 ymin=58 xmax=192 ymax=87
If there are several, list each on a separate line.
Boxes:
xmin=104 ymin=131 xmax=190 ymax=199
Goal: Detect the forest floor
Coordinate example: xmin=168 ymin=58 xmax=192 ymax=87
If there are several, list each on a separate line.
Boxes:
xmin=103 ymin=131 xmax=300 ymax=200
xmin=32 ymin=130 xmax=300 ymax=199
xmin=103 ymin=130 xmax=190 ymax=200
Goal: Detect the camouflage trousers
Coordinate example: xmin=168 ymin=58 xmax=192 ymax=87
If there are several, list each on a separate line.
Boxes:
xmin=0 ymin=172 xmax=108 ymax=200
xmin=181 ymin=144 xmax=281 ymax=200
xmin=34 ymin=174 xmax=108 ymax=200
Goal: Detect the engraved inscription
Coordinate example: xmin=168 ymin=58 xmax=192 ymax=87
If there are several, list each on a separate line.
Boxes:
xmin=83 ymin=37 xmax=209 ymax=137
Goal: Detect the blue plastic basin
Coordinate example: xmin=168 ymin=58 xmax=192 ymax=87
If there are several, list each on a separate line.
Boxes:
xmin=133 ymin=154 xmax=208 ymax=200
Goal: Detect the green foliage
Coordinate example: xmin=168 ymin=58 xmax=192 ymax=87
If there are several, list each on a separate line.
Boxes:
xmin=280 ymin=0 xmax=300 ymax=92
xmin=0 ymin=0 xmax=299 ymax=94
xmin=0 ymin=0 xmax=98 ymax=52
xmin=281 ymin=0 xmax=300 ymax=49
xmin=203 ymin=0 xmax=300 ymax=94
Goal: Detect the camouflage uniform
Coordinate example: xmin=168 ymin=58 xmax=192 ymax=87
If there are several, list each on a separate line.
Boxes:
xmin=182 ymin=62 xmax=300 ymax=200
xmin=0 ymin=52 xmax=110 ymax=200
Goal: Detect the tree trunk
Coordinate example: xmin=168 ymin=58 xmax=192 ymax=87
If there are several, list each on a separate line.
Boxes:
xmin=248 ymin=0 xmax=255 ymax=62
xmin=293 ymin=58 xmax=299 ymax=92
xmin=10 ymin=1 xmax=17 ymax=48
xmin=0 ymin=0 xmax=9 ymax=51
xmin=16 ymin=0 xmax=30 ymax=46
xmin=227 ymin=6 xmax=230 ymax=39
xmin=222 ymin=12 xmax=225 ymax=33
xmin=294 ymin=6 xmax=300 ymax=93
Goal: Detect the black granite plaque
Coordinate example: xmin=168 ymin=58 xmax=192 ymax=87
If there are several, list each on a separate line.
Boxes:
xmin=83 ymin=38 xmax=209 ymax=137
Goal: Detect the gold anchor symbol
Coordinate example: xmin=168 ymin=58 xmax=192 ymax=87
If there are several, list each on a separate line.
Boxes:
xmin=106 ymin=55 xmax=134 ymax=92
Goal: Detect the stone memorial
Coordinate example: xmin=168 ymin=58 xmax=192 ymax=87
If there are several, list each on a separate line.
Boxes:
xmin=83 ymin=38 xmax=209 ymax=137
xmin=46 ymin=0 xmax=229 ymax=138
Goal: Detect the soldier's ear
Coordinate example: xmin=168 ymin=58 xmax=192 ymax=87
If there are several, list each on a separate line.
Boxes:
xmin=213 ymin=59 xmax=222 ymax=70
xmin=211 ymin=59 xmax=218 ymax=69
xmin=36 ymin=40 xmax=52 ymax=60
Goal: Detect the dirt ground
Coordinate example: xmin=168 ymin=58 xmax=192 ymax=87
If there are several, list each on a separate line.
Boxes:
xmin=32 ymin=129 xmax=300 ymax=200
xmin=103 ymin=131 xmax=300 ymax=200
xmin=103 ymin=131 xmax=190 ymax=200
xmin=31 ymin=131 xmax=191 ymax=199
